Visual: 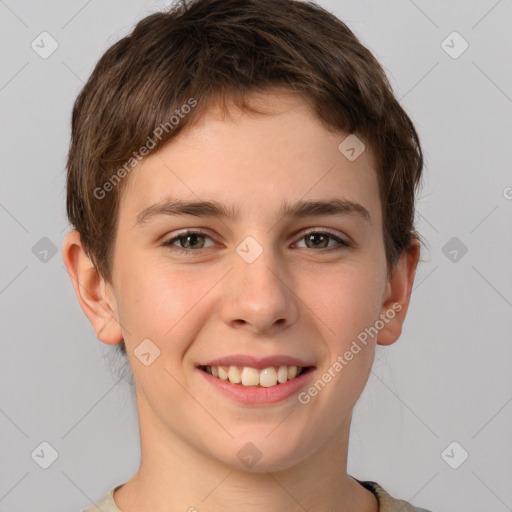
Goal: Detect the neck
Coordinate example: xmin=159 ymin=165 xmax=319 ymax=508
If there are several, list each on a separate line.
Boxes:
xmin=114 ymin=391 xmax=378 ymax=512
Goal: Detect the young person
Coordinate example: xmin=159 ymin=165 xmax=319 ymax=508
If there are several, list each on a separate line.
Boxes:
xmin=62 ymin=1 xmax=432 ymax=510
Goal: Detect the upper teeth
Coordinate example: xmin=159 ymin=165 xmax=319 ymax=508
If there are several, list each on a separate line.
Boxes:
xmin=204 ymin=365 xmax=302 ymax=387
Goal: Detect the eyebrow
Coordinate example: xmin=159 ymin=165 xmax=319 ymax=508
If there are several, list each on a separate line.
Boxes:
xmin=134 ymin=197 xmax=372 ymax=227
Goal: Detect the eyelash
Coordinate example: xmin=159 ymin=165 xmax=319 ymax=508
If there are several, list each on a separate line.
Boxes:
xmin=161 ymin=229 xmax=352 ymax=255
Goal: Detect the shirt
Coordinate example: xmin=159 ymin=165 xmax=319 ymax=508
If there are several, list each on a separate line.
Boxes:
xmin=82 ymin=478 xmax=433 ymax=511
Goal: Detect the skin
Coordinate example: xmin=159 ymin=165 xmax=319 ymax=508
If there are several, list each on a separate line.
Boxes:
xmin=63 ymin=89 xmax=420 ymax=512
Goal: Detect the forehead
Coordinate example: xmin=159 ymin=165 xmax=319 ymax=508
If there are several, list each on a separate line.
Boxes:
xmin=118 ymin=90 xmax=381 ymax=229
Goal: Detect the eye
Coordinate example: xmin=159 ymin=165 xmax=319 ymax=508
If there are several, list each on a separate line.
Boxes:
xmin=161 ymin=228 xmax=352 ymax=255
xmin=162 ymin=230 xmax=216 ymax=253
xmin=294 ymin=230 xmax=352 ymax=250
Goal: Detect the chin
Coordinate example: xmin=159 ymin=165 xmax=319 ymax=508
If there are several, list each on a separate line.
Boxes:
xmin=209 ymin=430 xmax=310 ymax=474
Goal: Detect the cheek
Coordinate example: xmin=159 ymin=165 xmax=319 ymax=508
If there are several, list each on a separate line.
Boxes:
xmin=298 ymin=267 xmax=384 ymax=422
xmin=328 ymin=264 xmax=386 ymax=390
xmin=308 ymin=262 xmax=385 ymax=347
xmin=115 ymin=263 xmax=217 ymax=353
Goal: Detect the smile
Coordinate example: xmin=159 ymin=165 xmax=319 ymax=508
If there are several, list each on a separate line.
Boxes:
xmin=200 ymin=365 xmax=309 ymax=388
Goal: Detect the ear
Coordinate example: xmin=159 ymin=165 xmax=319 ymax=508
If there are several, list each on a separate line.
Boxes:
xmin=62 ymin=230 xmax=123 ymax=346
xmin=377 ymin=237 xmax=421 ymax=346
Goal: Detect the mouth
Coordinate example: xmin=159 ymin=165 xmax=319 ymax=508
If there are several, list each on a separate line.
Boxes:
xmin=198 ymin=364 xmax=314 ymax=388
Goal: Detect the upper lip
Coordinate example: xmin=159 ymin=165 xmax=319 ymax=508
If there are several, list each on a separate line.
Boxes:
xmin=198 ymin=355 xmax=315 ymax=369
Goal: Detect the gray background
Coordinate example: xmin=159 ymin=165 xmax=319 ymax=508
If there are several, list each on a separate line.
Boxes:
xmin=1 ymin=0 xmax=511 ymax=511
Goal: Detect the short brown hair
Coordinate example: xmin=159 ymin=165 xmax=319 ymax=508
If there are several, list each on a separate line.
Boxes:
xmin=66 ymin=0 xmax=423 ymax=358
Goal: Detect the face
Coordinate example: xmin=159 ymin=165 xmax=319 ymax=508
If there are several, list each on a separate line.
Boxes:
xmin=106 ymin=90 xmax=392 ymax=471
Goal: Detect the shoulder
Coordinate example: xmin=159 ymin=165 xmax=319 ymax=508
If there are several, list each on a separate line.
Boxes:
xmin=80 ymin=483 xmax=124 ymax=512
xmin=81 ymin=479 xmax=434 ymax=512
xmin=354 ymin=478 xmax=434 ymax=512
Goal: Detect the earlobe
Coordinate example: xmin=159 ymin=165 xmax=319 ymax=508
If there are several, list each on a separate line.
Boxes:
xmin=377 ymin=238 xmax=421 ymax=346
xmin=62 ymin=230 xmax=123 ymax=346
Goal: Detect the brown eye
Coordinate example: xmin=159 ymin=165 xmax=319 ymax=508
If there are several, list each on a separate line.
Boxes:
xmin=162 ymin=230 xmax=215 ymax=252
xmin=296 ymin=231 xmax=351 ymax=250
xmin=178 ymin=233 xmax=205 ymax=249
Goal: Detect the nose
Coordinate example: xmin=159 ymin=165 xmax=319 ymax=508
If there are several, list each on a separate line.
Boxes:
xmin=219 ymin=244 xmax=299 ymax=335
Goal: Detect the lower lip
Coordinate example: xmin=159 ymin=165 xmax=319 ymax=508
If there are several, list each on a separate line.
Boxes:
xmin=198 ymin=368 xmax=315 ymax=405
